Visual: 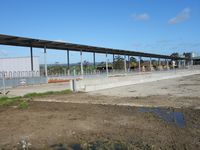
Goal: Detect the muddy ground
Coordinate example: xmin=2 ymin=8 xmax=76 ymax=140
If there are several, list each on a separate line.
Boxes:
xmin=0 ymin=74 xmax=200 ymax=149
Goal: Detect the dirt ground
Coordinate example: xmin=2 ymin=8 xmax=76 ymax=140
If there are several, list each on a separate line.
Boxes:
xmin=0 ymin=74 xmax=200 ymax=149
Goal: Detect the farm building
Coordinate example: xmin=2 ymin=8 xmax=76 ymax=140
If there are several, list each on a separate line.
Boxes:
xmin=0 ymin=56 xmax=40 ymax=77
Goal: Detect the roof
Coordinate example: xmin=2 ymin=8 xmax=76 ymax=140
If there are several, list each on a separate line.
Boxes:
xmin=0 ymin=34 xmax=185 ymax=60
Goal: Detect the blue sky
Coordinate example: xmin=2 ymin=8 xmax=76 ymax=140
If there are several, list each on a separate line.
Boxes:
xmin=0 ymin=0 xmax=200 ymax=64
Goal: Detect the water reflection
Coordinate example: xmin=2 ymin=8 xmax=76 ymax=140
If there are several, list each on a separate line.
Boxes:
xmin=138 ymin=107 xmax=185 ymax=128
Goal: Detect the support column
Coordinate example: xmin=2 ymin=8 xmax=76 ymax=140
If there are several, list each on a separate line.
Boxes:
xmin=191 ymin=59 xmax=194 ymax=66
xmin=183 ymin=60 xmax=186 ymax=68
xmin=150 ymin=57 xmax=152 ymax=71
xmin=30 ymin=47 xmax=33 ymax=71
xmin=44 ymin=46 xmax=48 ymax=77
xmin=93 ymin=52 xmax=96 ymax=69
xmin=178 ymin=60 xmax=181 ymax=68
xmin=80 ymin=50 xmax=83 ymax=76
xmin=158 ymin=58 xmax=162 ymax=70
xmin=67 ymin=50 xmax=70 ymax=70
xmin=128 ymin=55 xmax=130 ymax=72
xmin=138 ymin=56 xmax=141 ymax=72
xmin=106 ymin=53 xmax=109 ymax=76
xmin=167 ymin=59 xmax=169 ymax=70
xmin=124 ymin=55 xmax=127 ymax=73
xmin=158 ymin=58 xmax=161 ymax=67
xmin=112 ymin=54 xmax=115 ymax=72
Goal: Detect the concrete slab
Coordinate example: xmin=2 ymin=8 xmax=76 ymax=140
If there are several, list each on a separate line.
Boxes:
xmin=77 ymin=69 xmax=200 ymax=92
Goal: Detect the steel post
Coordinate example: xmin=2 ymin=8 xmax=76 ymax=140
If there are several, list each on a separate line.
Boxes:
xmin=44 ymin=46 xmax=48 ymax=77
xmin=138 ymin=56 xmax=141 ymax=72
xmin=106 ymin=53 xmax=109 ymax=76
xmin=124 ymin=55 xmax=127 ymax=73
xmin=30 ymin=47 xmax=33 ymax=71
xmin=80 ymin=50 xmax=83 ymax=76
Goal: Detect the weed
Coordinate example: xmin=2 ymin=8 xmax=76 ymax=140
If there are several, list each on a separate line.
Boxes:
xmin=18 ymin=100 xmax=29 ymax=109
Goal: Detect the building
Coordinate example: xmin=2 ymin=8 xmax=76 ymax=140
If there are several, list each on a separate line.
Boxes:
xmin=0 ymin=56 xmax=40 ymax=77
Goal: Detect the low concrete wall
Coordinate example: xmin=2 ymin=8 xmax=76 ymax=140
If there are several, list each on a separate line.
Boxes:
xmin=76 ymin=69 xmax=200 ymax=92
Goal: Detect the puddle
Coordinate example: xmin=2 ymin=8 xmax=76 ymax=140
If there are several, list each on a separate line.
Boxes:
xmin=50 ymin=143 xmax=83 ymax=150
xmin=70 ymin=144 xmax=83 ymax=150
xmin=138 ymin=107 xmax=185 ymax=128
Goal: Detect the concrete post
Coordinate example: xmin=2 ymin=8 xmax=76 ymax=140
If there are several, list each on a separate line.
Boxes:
xmin=70 ymin=79 xmax=77 ymax=92
xmin=124 ymin=55 xmax=127 ymax=73
xmin=44 ymin=46 xmax=48 ymax=77
xmin=106 ymin=53 xmax=109 ymax=76
xmin=138 ymin=56 xmax=141 ymax=72
xmin=80 ymin=50 xmax=83 ymax=76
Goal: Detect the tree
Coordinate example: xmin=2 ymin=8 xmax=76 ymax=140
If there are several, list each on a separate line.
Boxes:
xmin=170 ymin=52 xmax=179 ymax=59
xmin=129 ymin=56 xmax=137 ymax=69
xmin=183 ymin=52 xmax=191 ymax=59
xmin=83 ymin=60 xmax=89 ymax=70
xmin=113 ymin=55 xmax=124 ymax=69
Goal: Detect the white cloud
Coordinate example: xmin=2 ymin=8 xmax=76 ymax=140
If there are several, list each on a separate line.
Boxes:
xmin=132 ymin=13 xmax=150 ymax=21
xmin=168 ymin=8 xmax=191 ymax=24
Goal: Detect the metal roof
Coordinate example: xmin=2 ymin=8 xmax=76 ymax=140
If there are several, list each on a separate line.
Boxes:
xmin=0 ymin=34 xmax=185 ymax=60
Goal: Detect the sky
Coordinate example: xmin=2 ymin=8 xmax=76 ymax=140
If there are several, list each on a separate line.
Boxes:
xmin=0 ymin=0 xmax=200 ymax=64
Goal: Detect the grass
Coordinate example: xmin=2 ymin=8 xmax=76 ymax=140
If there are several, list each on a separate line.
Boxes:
xmin=0 ymin=96 xmax=21 ymax=106
xmin=18 ymin=100 xmax=29 ymax=109
xmin=23 ymin=89 xmax=72 ymax=98
xmin=0 ymin=89 xmax=72 ymax=108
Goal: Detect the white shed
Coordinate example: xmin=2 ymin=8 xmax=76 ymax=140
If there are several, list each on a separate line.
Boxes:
xmin=0 ymin=56 xmax=40 ymax=77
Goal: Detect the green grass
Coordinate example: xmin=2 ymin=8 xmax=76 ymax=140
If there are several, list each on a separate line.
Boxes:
xmin=0 ymin=89 xmax=72 ymax=107
xmin=0 ymin=96 xmax=21 ymax=106
xmin=23 ymin=89 xmax=72 ymax=98
xmin=18 ymin=100 xmax=29 ymax=109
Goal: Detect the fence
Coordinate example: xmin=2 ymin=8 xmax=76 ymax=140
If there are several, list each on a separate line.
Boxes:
xmin=0 ymin=76 xmax=47 ymax=91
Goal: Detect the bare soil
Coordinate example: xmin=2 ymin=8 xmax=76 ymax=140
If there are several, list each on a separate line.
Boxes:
xmin=0 ymin=97 xmax=200 ymax=149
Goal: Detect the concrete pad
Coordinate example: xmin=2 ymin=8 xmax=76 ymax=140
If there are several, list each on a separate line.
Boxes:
xmin=77 ymin=69 xmax=200 ymax=92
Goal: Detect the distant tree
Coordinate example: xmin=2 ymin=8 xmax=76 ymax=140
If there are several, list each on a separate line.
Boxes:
xmin=113 ymin=55 xmax=124 ymax=69
xmin=183 ymin=52 xmax=191 ymax=59
xmin=170 ymin=52 xmax=179 ymax=59
xmin=129 ymin=56 xmax=137 ymax=69
xmin=83 ymin=60 xmax=89 ymax=70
